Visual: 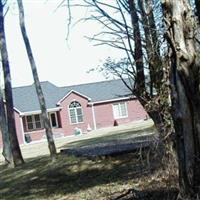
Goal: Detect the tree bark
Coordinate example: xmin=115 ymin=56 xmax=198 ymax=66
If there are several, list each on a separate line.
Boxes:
xmin=162 ymin=0 xmax=200 ymax=197
xmin=145 ymin=0 xmax=163 ymax=89
xmin=128 ymin=0 xmax=145 ymax=94
xmin=195 ymin=0 xmax=200 ymax=23
xmin=138 ymin=0 xmax=153 ymax=95
xmin=138 ymin=0 xmax=172 ymax=139
xmin=129 ymin=0 xmax=171 ymax=141
xmin=138 ymin=0 xmax=163 ymax=96
xmin=0 ymin=0 xmax=24 ymax=166
xmin=17 ymin=0 xmax=57 ymax=160
xmin=0 ymin=86 xmax=13 ymax=166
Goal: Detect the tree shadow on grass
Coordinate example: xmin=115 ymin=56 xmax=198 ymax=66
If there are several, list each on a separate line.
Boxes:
xmin=0 ymin=152 xmax=176 ymax=200
xmin=110 ymin=188 xmax=178 ymax=200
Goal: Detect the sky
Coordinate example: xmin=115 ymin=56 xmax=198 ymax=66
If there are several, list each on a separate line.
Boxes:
xmin=4 ymin=0 xmax=121 ymax=87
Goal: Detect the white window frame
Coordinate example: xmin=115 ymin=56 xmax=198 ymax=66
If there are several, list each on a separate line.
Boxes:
xmin=68 ymin=101 xmax=84 ymax=124
xmin=25 ymin=114 xmax=42 ymax=131
xmin=49 ymin=112 xmax=59 ymax=128
xmin=112 ymin=102 xmax=128 ymax=119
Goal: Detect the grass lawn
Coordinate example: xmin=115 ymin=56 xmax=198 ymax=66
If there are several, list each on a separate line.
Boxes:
xmin=59 ymin=119 xmax=156 ymax=149
xmin=0 ymin=153 xmax=177 ymax=200
xmin=0 ymin=120 xmax=154 ymax=162
xmin=0 ymin=120 xmax=178 ymax=199
xmin=60 ymin=126 xmax=155 ymax=149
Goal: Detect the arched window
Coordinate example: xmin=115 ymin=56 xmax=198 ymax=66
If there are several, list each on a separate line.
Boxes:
xmin=69 ymin=101 xmax=83 ymax=124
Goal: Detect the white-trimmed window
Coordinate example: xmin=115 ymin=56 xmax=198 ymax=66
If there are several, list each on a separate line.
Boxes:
xmin=26 ymin=114 xmax=42 ymax=131
xmin=113 ymin=102 xmax=128 ymax=119
xmin=69 ymin=101 xmax=83 ymax=124
xmin=49 ymin=112 xmax=58 ymax=128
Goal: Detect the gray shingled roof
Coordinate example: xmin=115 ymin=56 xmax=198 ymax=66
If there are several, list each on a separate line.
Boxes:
xmin=13 ymin=79 xmax=132 ymax=113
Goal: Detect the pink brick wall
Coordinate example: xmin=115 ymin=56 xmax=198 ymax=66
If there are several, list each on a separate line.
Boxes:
xmin=14 ymin=111 xmax=24 ymax=145
xmin=94 ymin=99 xmax=148 ymax=129
xmin=59 ymin=92 xmax=94 ymax=135
xmin=127 ymin=99 xmax=148 ymax=121
xmin=0 ymin=95 xmax=148 ymax=147
xmin=24 ymin=127 xmax=64 ymax=142
xmin=0 ymin=110 xmax=24 ymax=147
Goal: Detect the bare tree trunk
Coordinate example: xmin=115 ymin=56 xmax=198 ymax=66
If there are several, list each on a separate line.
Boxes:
xmin=195 ymin=0 xmax=200 ymax=23
xmin=145 ymin=0 xmax=163 ymax=89
xmin=138 ymin=0 xmax=155 ymax=96
xmin=0 ymin=86 xmax=13 ymax=166
xmin=17 ymin=0 xmax=57 ymax=160
xmin=128 ymin=0 xmax=145 ymax=94
xmin=138 ymin=0 xmax=172 ymax=139
xmin=0 ymin=0 xmax=24 ymax=166
xmin=162 ymin=0 xmax=200 ymax=197
xmin=129 ymin=0 xmax=170 ymax=140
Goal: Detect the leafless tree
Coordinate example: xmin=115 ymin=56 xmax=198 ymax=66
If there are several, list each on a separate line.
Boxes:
xmin=17 ymin=0 xmax=57 ymax=161
xmin=0 ymin=83 xmax=13 ymax=166
xmin=65 ymin=0 xmax=172 ymax=148
xmin=162 ymin=0 xmax=200 ymax=197
xmin=0 ymin=0 xmax=24 ymax=166
xmin=63 ymin=0 xmax=200 ymax=197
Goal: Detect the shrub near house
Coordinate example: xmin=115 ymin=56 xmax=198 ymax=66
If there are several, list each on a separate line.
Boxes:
xmin=0 ymin=79 xmax=148 ymax=146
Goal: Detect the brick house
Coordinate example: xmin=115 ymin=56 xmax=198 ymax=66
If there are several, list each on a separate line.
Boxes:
xmin=0 ymin=79 xmax=148 ymax=146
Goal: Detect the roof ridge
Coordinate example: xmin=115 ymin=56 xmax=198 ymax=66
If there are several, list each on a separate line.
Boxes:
xmin=60 ymin=78 xmax=121 ymax=88
xmin=12 ymin=84 xmax=33 ymax=90
xmin=13 ymin=81 xmax=58 ymax=90
xmin=12 ymin=78 xmax=130 ymax=113
xmin=13 ymin=79 xmax=123 ymax=90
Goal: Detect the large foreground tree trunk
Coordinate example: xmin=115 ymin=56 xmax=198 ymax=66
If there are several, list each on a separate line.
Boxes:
xmin=17 ymin=0 xmax=57 ymax=160
xmin=162 ymin=0 xmax=200 ymax=197
xmin=0 ymin=0 xmax=24 ymax=166
xmin=0 ymin=86 xmax=13 ymax=166
xmin=195 ymin=0 xmax=200 ymax=23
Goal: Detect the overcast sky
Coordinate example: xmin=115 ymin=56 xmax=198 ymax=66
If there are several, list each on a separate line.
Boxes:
xmin=4 ymin=0 xmax=121 ymax=87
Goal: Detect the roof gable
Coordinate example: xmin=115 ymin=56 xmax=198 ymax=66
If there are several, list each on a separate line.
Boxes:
xmin=57 ymin=90 xmax=91 ymax=105
xmin=12 ymin=79 xmax=132 ymax=113
xmin=13 ymin=81 xmax=63 ymax=113
xmin=61 ymin=79 xmax=132 ymax=103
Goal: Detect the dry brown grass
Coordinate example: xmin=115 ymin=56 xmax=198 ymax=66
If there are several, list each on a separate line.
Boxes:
xmin=0 ymin=120 xmax=178 ymax=200
xmin=0 ymin=151 xmax=178 ymax=200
